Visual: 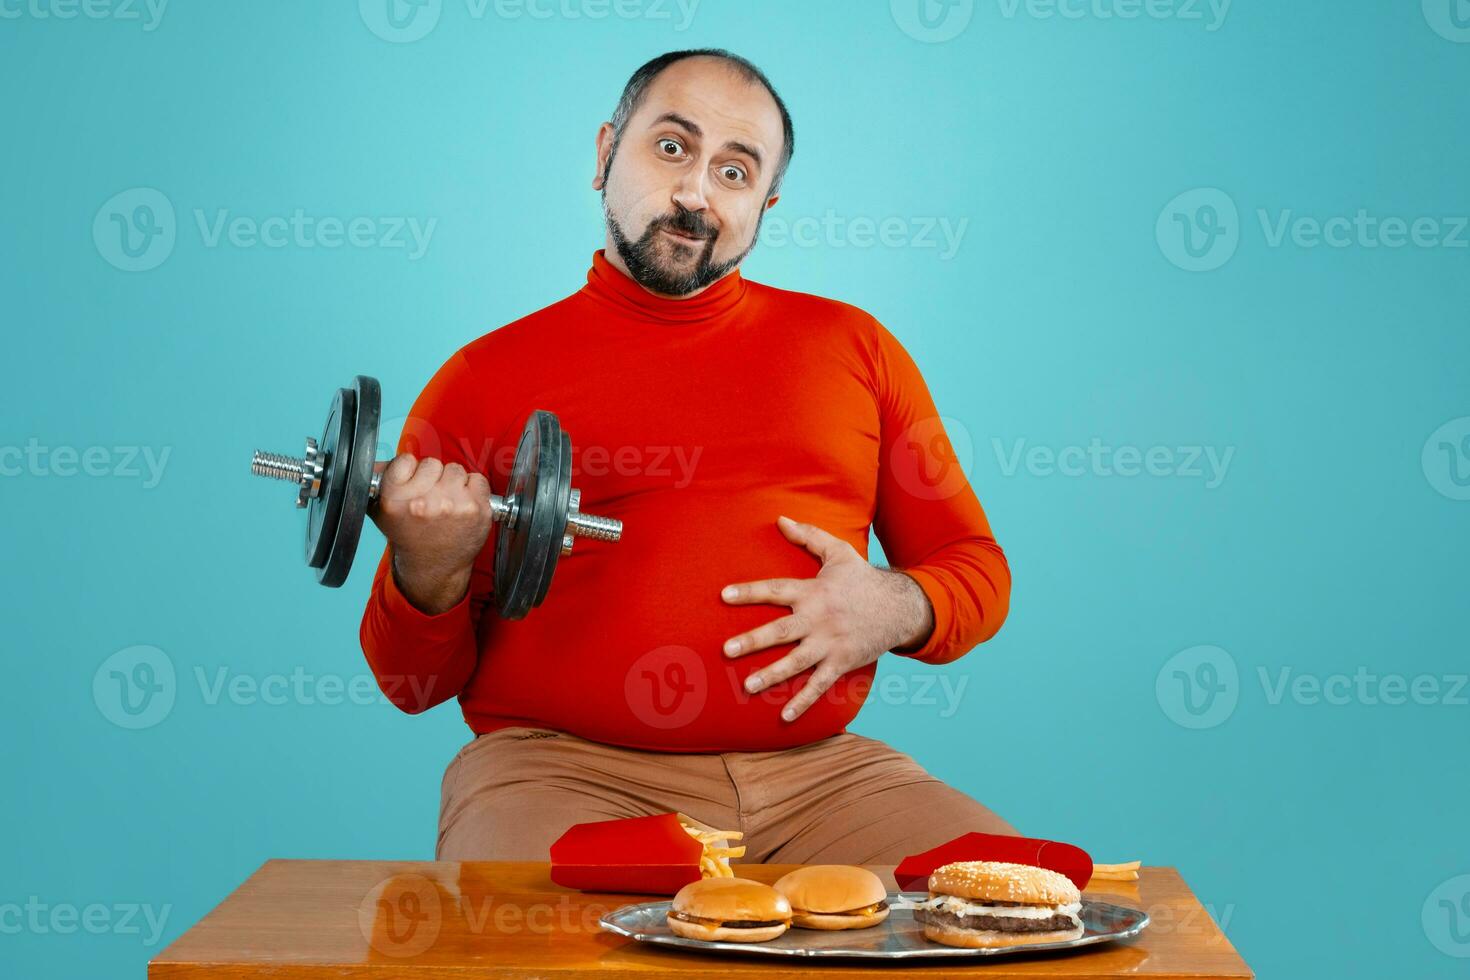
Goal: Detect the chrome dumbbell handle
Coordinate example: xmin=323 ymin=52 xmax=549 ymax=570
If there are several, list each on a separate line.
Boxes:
xmin=358 ymin=460 xmax=621 ymax=545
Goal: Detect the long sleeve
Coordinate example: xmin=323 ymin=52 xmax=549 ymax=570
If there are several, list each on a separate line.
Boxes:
xmin=358 ymin=349 xmax=499 ymax=713
xmin=868 ymin=318 xmax=1012 ymax=665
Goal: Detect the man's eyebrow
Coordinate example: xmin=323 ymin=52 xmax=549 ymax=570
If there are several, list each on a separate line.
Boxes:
xmin=650 ymin=112 xmax=765 ymax=171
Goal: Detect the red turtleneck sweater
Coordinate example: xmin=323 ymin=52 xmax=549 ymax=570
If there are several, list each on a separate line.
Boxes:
xmin=359 ymin=251 xmax=1010 ymax=751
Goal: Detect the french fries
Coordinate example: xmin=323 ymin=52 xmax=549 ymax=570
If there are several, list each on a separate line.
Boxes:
xmin=679 ymin=816 xmax=744 ymax=878
xmin=1091 ymin=860 xmax=1141 ymax=881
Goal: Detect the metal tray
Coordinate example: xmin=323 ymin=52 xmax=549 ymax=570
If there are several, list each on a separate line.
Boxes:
xmin=600 ymin=893 xmax=1149 ymax=959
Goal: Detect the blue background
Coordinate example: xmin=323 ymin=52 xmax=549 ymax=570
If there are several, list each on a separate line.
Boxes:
xmin=3 ymin=1 xmax=1468 ymax=976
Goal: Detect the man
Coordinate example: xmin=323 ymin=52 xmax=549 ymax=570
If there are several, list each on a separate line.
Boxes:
xmin=360 ymin=49 xmax=1017 ymax=863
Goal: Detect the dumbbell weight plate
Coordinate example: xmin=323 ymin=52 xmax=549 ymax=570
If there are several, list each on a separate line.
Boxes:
xmin=304 ymin=386 xmax=355 ymax=571
xmin=318 ymin=375 xmax=380 ymax=587
xmin=495 ymin=411 xmax=573 ymax=619
xmin=529 ymin=428 xmax=574 ymax=609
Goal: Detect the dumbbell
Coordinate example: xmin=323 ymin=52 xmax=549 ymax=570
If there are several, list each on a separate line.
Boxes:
xmin=249 ymin=376 xmax=622 ymax=619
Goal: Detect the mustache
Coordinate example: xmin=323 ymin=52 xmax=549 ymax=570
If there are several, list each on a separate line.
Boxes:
xmin=652 ymin=209 xmax=718 ymax=241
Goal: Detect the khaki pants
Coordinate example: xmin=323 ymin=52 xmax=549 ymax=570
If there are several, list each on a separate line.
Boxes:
xmin=437 ymin=727 xmax=1017 ymax=864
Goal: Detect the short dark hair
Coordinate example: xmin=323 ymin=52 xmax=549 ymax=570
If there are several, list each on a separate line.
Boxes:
xmin=609 ymin=49 xmax=795 ymax=195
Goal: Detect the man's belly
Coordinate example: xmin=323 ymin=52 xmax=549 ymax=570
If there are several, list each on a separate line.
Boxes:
xmin=460 ymin=492 xmax=880 ymax=752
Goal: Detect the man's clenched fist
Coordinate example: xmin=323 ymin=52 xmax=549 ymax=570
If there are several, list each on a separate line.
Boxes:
xmin=371 ymin=454 xmax=493 ymax=614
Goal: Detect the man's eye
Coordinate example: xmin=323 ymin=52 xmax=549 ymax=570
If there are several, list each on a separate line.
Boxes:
xmin=658 ymin=139 xmax=684 ymax=157
xmin=720 ymin=165 xmax=746 ymax=183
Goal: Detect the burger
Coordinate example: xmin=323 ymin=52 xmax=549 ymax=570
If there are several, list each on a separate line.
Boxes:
xmin=910 ymin=861 xmax=1084 ymax=949
xmin=772 ymin=865 xmax=890 ymax=930
xmin=666 ymin=877 xmax=792 ymax=942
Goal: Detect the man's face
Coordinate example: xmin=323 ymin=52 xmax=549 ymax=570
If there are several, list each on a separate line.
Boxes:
xmin=596 ymin=57 xmax=784 ymax=297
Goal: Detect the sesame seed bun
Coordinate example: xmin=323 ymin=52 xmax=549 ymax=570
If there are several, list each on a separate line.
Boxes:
xmin=667 ymin=878 xmax=791 ymax=943
xmin=928 ymin=861 xmax=1081 ymax=908
xmin=772 ymin=866 xmax=890 ymax=930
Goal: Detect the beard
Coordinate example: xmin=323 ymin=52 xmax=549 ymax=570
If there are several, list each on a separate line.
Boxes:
xmin=602 ymin=185 xmax=763 ymax=297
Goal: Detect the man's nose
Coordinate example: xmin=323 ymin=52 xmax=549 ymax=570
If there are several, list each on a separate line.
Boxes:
xmin=670 ymin=168 xmax=709 ymax=214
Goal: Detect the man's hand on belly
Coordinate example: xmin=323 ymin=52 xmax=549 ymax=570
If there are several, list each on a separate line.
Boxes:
xmin=720 ymin=515 xmax=937 ymax=722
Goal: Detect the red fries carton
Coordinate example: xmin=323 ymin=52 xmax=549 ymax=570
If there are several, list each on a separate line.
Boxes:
xmin=549 ymin=812 xmax=736 ymax=895
xmin=894 ymin=832 xmax=1093 ymax=892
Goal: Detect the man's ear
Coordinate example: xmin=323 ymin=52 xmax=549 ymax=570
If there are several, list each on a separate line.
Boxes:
xmin=765 ymin=193 xmax=780 ymax=211
xmin=592 ymin=122 xmax=615 ymax=190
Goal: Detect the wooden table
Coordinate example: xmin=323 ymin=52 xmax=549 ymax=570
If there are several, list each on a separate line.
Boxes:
xmin=149 ymin=861 xmax=1252 ymax=978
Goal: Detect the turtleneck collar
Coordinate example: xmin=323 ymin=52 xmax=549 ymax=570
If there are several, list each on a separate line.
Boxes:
xmin=582 ymin=248 xmax=747 ymax=324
